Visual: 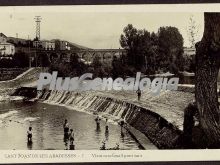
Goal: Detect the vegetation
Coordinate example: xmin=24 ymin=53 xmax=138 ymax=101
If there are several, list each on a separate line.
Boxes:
xmin=187 ymin=15 xmax=200 ymax=48
xmin=49 ymin=54 xmax=88 ymax=77
xmin=0 ymin=51 xmax=29 ymax=68
xmin=119 ymin=24 xmax=185 ymax=76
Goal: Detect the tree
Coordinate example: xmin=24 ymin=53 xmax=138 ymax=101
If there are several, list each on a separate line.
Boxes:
xmin=92 ymin=56 xmax=102 ymax=68
xmin=157 ymin=26 xmax=184 ymax=73
xmin=37 ymin=53 xmax=50 ymax=67
xmin=111 ymin=56 xmax=124 ymax=78
xmin=0 ymin=58 xmax=13 ymax=68
xmin=12 ymin=52 xmax=29 ymax=68
xmin=120 ymin=24 xmax=155 ymax=72
xmin=195 ymin=13 xmax=220 ymax=147
xmin=187 ymin=15 xmax=199 ymax=48
xmin=69 ymin=53 xmax=87 ymax=76
xmin=91 ymin=56 xmax=106 ymax=77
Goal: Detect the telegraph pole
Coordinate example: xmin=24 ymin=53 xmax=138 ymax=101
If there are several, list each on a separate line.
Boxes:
xmin=34 ymin=16 xmax=42 ymax=67
xmin=34 ymin=16 xmax=41 ymax=40
xmin=28 ymin=35 xmax=31 ymax=68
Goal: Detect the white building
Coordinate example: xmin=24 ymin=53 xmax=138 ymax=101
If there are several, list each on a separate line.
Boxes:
xmin=0 ymin=43 xmax=15 ymax=56
xmin=0 ymin=33 xmax=15 ymax=57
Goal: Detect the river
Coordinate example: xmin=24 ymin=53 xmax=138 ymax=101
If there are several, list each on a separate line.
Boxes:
xmin=0 ymin=101 xmax=144 ymax=150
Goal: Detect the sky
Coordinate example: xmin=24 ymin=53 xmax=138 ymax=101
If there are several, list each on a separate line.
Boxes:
xmin=0 ymin=6 xmax=204 ymax=49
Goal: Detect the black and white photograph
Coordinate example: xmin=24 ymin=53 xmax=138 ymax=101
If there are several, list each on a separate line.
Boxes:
xmin=0 ymin=5 xmax=219 ymax=152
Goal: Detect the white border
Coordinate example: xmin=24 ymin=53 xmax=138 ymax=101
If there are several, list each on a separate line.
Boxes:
xmin=0 ymin=150 xmax=220 ymax=163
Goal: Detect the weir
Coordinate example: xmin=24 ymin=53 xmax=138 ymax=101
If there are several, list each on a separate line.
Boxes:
xmin=32 ymin=89 xmax=187 ymax=149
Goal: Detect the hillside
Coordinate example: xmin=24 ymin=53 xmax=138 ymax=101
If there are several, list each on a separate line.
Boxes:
xmin=51 ymin=39 xmax=91 ymax=50
xmin=7 ymin=37 xmax=27 ymax=45
xmin=7 ymin=36 xmax=91 ymax=50
xmin=68 ymin=41 xmax=91 ymax=50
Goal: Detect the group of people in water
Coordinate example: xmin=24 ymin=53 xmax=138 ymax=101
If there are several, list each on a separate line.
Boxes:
xmin=95 ymin=116 xmax=109 ymax=133
xmin=95 ymin=115 xmax=126 ymax=150
xmin=68 ymin=89 xmax=138 ymax=149
xmin=26 ymin=112 xmax=127 ymax=150
xmin=26 ymin=119 xmax=75 ymax=150
xmin=63 ymin=119 xmax=75 ymax=150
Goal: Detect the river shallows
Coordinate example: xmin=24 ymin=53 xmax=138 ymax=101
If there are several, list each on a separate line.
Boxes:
xmin=0 ymin=101 xmax=144 ymax=150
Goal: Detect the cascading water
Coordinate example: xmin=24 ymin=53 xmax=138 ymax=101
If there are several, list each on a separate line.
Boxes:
xmin=37 ymin=90 xmax=139 ymax=123
xmin=35 ymin=89 xmax=184 ymax=149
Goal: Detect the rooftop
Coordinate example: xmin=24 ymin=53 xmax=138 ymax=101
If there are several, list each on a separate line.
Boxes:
xmin=0 ymin=33 xmax=7 ymax=38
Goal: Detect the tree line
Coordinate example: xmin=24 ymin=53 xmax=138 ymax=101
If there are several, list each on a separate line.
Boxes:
xmin=120 ymin=24 xmax=184 ymax=74
xmin=111 ymin=24 xmax=195 ymax=78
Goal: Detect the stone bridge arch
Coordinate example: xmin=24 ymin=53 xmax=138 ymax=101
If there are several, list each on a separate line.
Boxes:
xmin=35 ymin=49 xmax=126 ymax=65
xmin=49 ymin=52 xmax=59 ymax=61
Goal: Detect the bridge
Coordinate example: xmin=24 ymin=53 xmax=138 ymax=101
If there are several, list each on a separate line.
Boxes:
xmin=27 ymin=48 xmax=127 ymax=65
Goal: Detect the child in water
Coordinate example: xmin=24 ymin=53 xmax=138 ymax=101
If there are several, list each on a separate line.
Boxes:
xmin=27 ymin=127 xmax=32 ymax=142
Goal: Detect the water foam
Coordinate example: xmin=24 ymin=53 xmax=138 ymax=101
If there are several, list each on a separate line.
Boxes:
xmin=0 ymin=110 xmax=18 ymax=120
xmin=24 ymin=117 xmax=40 ymax=122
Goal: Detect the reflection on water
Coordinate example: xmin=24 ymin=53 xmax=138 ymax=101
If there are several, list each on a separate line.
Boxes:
xmin=105 ymin=128 xmax=109 ymax=142
xmin=63 ymin=135 xmax=69 ymax=150
xmin=0 ymin=101 xmax=142 ymax=150
xmin=120 ymin=129 xmax=125 ymax=142
xmin=95 ymin=125 xmax=102 ymax=142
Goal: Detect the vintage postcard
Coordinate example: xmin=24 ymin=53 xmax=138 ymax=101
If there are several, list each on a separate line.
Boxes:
xmin=0 ymin=4 xmax=220 ymax=163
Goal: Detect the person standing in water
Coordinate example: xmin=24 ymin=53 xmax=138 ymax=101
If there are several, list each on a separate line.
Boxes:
xmin=136 ymin=88 xmax=142 ymax=101
xmin=119 ymin=118 xmax=125 ymax=139
xmin=105 ymin=118 xmax=109 ymax=134
xmin=105 ymin=118 xmax=109 ymax=141
xmin=27 ymin=127 xmax=33 ymax=143
xmin=63 ymin=119 xmax=69 ymax=138
xmin=69 ymin=129 xmax=75 ymax=150
xmin=95 ymin=116 xmax=101 ymax=129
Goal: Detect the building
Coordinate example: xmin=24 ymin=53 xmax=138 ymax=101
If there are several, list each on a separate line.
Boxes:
xmin=0 ymin=33 xmax=15 ymax=57
xmin=54 ymin=40 xmax=70 ymax=50
xmin=0 ymin=43 xmax=15 ymax=56
xmin=33 ymin=40 xmax=55 ymax=50
xmin=0 ymin=33 xmax=7 ymax=43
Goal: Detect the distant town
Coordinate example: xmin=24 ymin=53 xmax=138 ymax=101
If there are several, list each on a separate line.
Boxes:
xmin=0 ymin=32 xmax=127 ymax=65
xmin=0 ymin=31 xmax=196 ymax=62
